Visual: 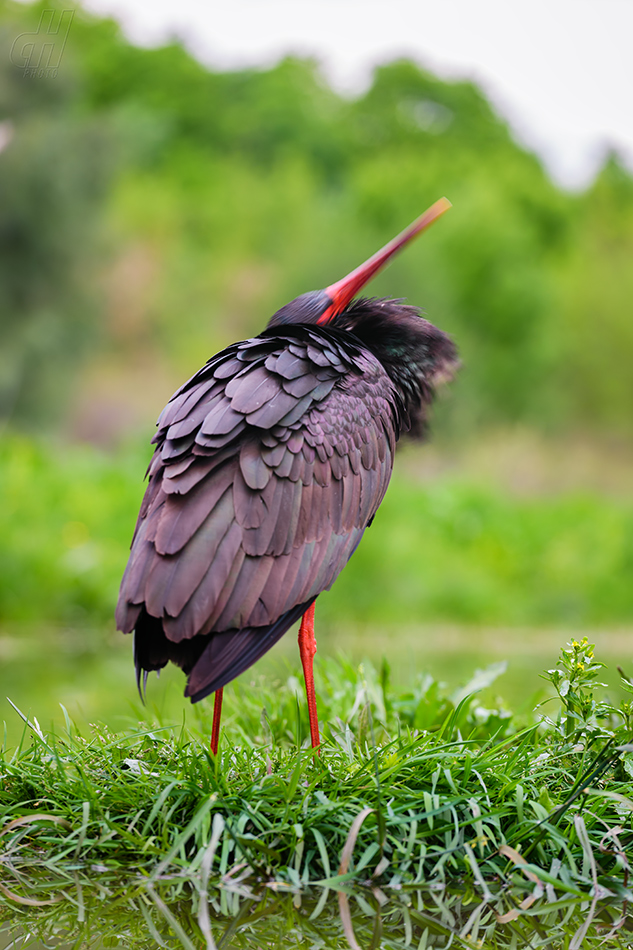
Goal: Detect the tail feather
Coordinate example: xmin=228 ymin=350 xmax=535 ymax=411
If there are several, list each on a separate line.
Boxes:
xmin=133 ymin=598 xmax=316 ymax=704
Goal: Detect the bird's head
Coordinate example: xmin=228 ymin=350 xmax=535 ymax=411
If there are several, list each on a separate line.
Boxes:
xmin=267 ymin=197 xmax=452 ymax=329
xmin=267 ymin=198 xmax=459 ymax=436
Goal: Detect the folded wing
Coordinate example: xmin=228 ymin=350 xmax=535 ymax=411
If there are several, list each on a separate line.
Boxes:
xmin=116 ymin=326 xmax=397 ymax=700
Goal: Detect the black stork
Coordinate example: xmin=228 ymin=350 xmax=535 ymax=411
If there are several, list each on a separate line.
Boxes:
xmin=116 ymin=198 xmax=458 ymax=754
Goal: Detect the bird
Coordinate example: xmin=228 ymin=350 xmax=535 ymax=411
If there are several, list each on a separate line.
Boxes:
xmin=116 ymin=197 xmax=458 ymax=754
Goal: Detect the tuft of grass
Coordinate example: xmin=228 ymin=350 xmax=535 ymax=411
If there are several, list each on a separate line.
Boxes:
xmin=1 ymin=642 xmax=633 ymax=947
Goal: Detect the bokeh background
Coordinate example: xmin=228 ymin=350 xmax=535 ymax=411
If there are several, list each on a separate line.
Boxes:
xmin=1 ymin=0 xmax=632 ymax=745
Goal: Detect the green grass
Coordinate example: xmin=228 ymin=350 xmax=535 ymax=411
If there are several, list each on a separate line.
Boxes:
xmin=1 ymin=642 xmax=633 ymax=948
xmin=2 ymin=432 xmax=633 ymax=632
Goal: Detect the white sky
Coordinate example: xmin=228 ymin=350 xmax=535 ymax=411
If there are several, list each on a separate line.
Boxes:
xmin=80 ymin=0 xmax=633 ymax=189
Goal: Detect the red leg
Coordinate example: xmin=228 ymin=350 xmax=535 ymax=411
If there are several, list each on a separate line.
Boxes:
xmin=210 ymin=687 xmax=223 ymax=756
xmin=298 ymin=603 xmax=320 ymax=750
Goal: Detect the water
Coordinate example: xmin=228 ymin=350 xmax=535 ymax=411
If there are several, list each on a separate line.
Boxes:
xmin=1 ymin=875 xmax=631 ymax=948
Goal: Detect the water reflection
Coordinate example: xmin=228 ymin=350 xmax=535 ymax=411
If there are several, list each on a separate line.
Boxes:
xmin=1 ymin=870 xmax=631 ymax=949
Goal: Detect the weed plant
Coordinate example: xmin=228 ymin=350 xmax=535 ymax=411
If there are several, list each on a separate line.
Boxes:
xmin=1 ymin=641 xmax=632 ymax=948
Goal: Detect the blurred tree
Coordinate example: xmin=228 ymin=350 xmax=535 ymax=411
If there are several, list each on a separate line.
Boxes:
xmin=0 ymin=0 xmax=631 ymax=438
xmin=551 ymin=153 xmax=633 ymax=435
xmin=0 ymin=9 xmax=113 ymax=426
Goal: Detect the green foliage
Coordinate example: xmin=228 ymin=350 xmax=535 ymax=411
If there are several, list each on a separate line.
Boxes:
xmin=0 ymin=5 xmax=115 ymax=426
xmin=550 ymin=154 xmax=633 ymax=433
xmin=1 ymin=647 xmax=632 ymax=947
xmin=545 ymin=638 xmax=612 ymax=741
xmin=0 ymin=434 xmax=146 ymax=623
xmin=339 ymin=477 xmax=633 ymax=627
xmin=2 ymin=433 xmax=633 ymax=631
xmin=1 ymin=1 xmax=632 ymax=435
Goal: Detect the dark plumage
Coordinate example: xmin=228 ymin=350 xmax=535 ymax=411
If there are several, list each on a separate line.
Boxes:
xmin=116 ymin=199 xmax=458 ymax=738
xmin=117 ymin=304 xmax=457 ymax=699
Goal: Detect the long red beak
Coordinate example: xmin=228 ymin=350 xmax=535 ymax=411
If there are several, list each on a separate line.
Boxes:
xmin=317 ymin=197 xmax=451 ymax=325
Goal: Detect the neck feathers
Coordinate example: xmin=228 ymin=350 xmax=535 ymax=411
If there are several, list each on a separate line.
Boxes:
xmin=332 ymin=298 xmax=458 ymax=437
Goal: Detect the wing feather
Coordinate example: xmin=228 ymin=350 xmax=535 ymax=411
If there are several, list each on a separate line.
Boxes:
xmin=165 ymin=390 xmax=223 ymax=441
xmin=117 ymin=326 xmax=399 ymax=700
xmin=162 ymin=523 xmax=243 ymax=641
xmin=154 ymin=461 xmax=237 ymax=556
xmin=146 ymin=487 xmax=235 ymax=618
xmin=214 ymin=555 xmax=275 ymax=630
xmin=226 ymin=365 xmax=281 ymax=412
xmin=268 ymin=350 xmax=310 ymax=379
xmin=163 ymin=453 xmax=228 ymax=495
xmin=198 ymin=399 xmax=244 ymax=438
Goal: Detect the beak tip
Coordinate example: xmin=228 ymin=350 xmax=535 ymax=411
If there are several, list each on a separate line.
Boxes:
xmin=324 ymin=196 xmax=453 ymax=320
